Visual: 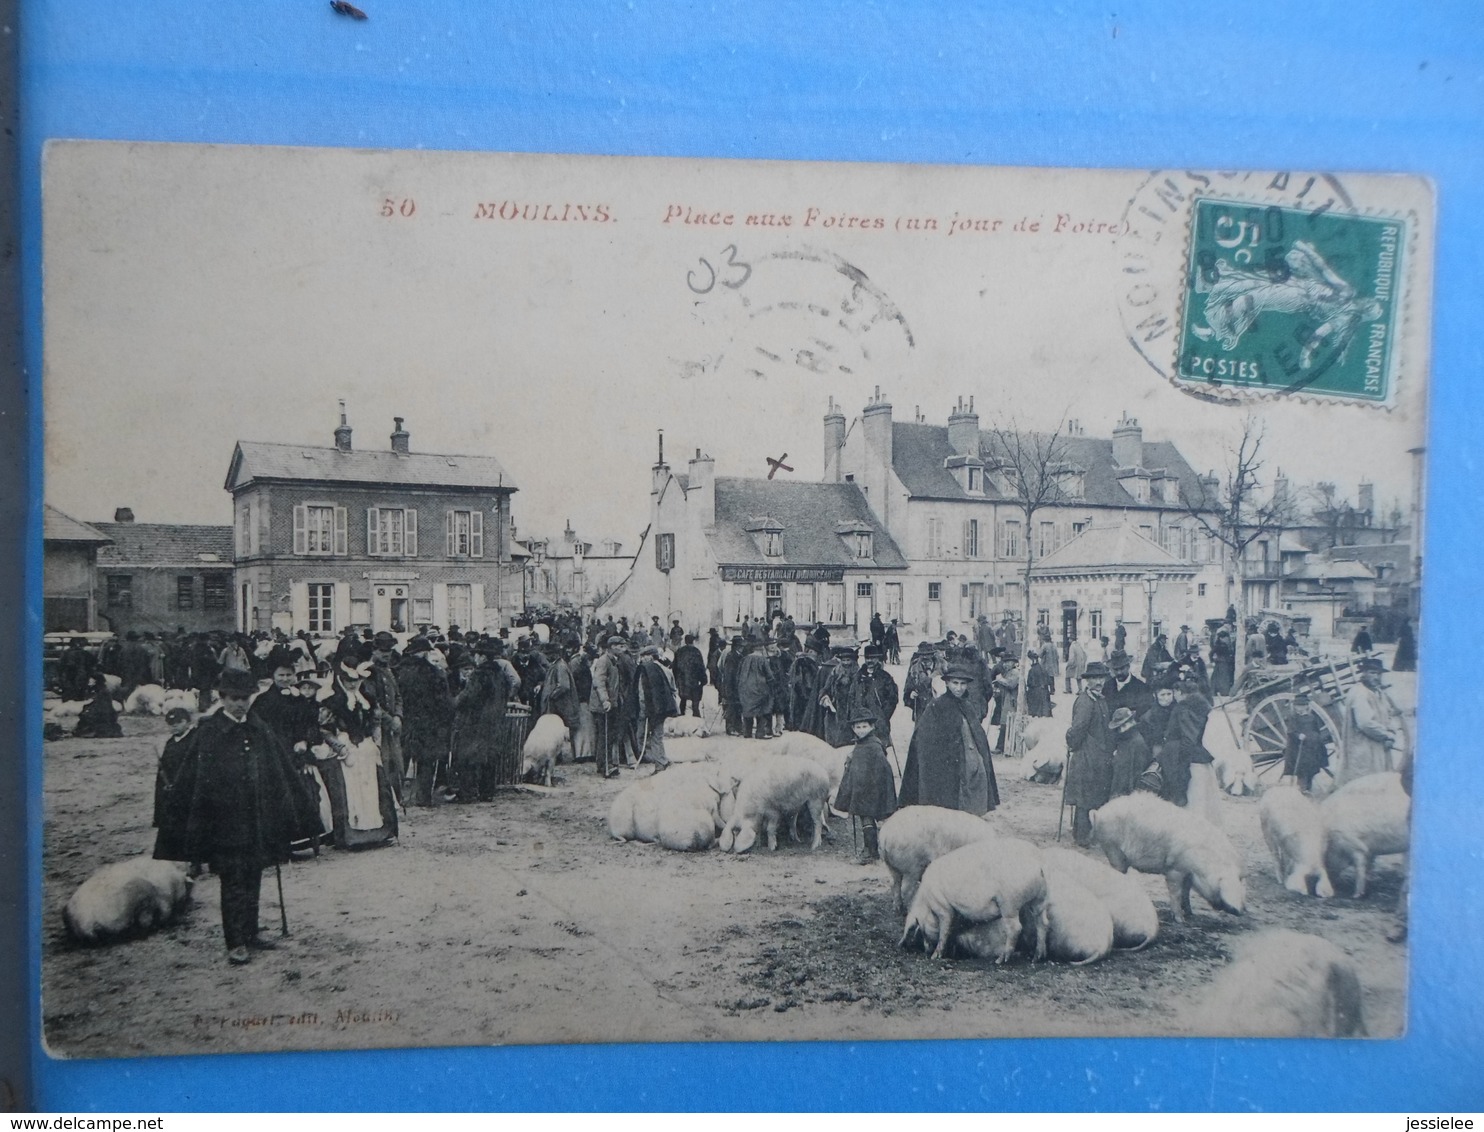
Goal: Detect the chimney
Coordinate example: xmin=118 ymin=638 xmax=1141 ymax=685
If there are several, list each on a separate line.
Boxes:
xmin=947 ymin=395 xmax=980 ymax=456
xmin=1112 ymin=411 xmax=1142 ymax=469
xmin=1273 ymin=468 xmax=1289 ymax=505
xmin=651 ymin=429 xmax=670 ymax=497
xmin=689 ymin=448 xmax=716 ymax=527
xmin=390 ymin=416 xmax=410 ymax=454
xmin=823 ymin=396 xmax=847 ymax=482
xmin=334 ymin=400 xmax=353 ymax=453
xmin=1198 ymin=470 xmax=1221 ymax=504
xmin=113 ymin=507 xmax=135 ymax=523
xmin=1358 ymin=481 xmax=1375 ymax=516
xmin=862 ymin=385 xmax=894 ymax=462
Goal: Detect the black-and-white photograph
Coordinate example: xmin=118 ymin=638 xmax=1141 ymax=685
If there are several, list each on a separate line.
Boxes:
xmin=39 ymin=143 xmax=1431 ymax=1055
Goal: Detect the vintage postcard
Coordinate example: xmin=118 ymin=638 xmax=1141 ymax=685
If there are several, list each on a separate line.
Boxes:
xmin=40 ymin=143 xmax=1431 ymax=1055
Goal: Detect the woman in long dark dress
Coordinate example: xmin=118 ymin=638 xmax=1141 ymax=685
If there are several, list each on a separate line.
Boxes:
xmin=1024 ymin=653 xmax=1054 ymax=717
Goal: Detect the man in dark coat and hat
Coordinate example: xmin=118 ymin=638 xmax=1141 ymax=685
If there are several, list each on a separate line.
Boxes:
xmin=736 ymin=640 xmax=776 ymax=739
xmin=368 ymin=632 xmax=405 ymax=803
xmin=851 ymin=644 xmax=900 ymax=747
xmin=1102 ymin=649 xmax=1153 ymax=719
xmin=1065 ymin=660 xmax=1115 ymax=846
xmin=398 ymin=636 xmax=456 ymax=806
xmin=672 ymin=634 xmax=708 ymax=718
xmin=902 ymin=642 xmax=939 ymax=722
xmin=635 ymin=644 xmax=678 ymax=769
xmin=155 ymin=668 xmax=306 ymax=964
xmin=897 ymin=661 xmax=997 ymax=815
xmin=450 ymin=638 xmax=516 ymax=800
xmin=718 ymin=635 xmax=746 ymax=737
xmin=57 ymin=637 xmax=96 ymax=701
xmin=819 ymin=644 xmax=863 ymax=747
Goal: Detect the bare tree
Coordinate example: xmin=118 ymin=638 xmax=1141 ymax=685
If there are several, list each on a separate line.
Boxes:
xmin=981 ymin=413 xmax=1074 ymax=757
xmin=1183 ymin=415 xmax=1298 ymax=617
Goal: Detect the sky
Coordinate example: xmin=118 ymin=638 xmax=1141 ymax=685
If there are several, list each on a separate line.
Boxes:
xmin=42 ymin=143 xmax=1431 ymax=544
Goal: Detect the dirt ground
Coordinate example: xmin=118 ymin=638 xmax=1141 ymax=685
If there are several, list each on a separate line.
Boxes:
xmin=40 ymin=667 xmax=1412 ymax=1058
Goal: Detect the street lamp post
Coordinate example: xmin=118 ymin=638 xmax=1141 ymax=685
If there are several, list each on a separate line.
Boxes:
xmin=1142 ymin=572 xmax=1159 ymax=654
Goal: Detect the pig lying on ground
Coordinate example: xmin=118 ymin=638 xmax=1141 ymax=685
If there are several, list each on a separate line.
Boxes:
xmin=62 ymin=857 xmax=192 ymax=945
xmin=719 ymin=756 xmax=831 ymax=853
xmin=1090 ymin=793 xmax=1246 ymax=922
xmin=1320 ymin=771 xmax=1409 ymax=899
xmin=878 ymin=805 xmax=1000 ymax=914
xmin=1039 ymin=846 xmax=1159 ymax=950
xmin=521 ymin=714 xmax=571 ymax=786
xmin=663 ymin=715 xmax=709 ymax=738
xmin=900 ymin=837 xmax=1048 ymax=962
xmin=1259 ymin=785 xmax=1334 ymax=898
xmin=123 ymin=684 xmax=169 ymax=716
xmin=958 ymin=864 xmax=1114 ymax=965
xmin=608 ymin=764 xmax=726 ymax=852
xmin=1195 ymin=929 xmax=1367 ymax=1037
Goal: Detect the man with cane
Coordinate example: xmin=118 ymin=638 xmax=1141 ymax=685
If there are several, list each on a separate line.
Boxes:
xmin=155 ymin=668 xmax=308 ymax=965
xmin=1062 ymin=660 xmax=1114 ymax=846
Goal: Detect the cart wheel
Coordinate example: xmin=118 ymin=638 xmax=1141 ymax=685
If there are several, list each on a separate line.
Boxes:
xmin=1243 ymin=693 xmax=1341 ymax=784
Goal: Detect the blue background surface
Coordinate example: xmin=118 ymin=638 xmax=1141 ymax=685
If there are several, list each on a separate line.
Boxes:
xmin=20 ymin=0 xmax=1484 ymax=1111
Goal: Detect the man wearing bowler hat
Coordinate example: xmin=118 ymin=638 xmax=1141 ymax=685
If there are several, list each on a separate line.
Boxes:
xmin=897 ymin=661 xmax=997 ymax=815
xmin=1065 ymin=660 xmax=1114 ymax=846
xmin=1102 ymin=648 xmax=1153 ymax=718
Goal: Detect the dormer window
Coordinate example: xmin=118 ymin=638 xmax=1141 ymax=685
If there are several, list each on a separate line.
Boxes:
xmin=854 ymin=532 xmax=873 ymax=559
xmin=967 ymin=466 xmax=982 ymax=493
xmin=835 ymin=519 xmax=874 ymax=560
xmin=763 ymin=531 xmax=783 ymax=557
xmin=745 ymin=516 xmax=785 ymax=558
xmin=944 ymin=453 xmax=986 ymax=495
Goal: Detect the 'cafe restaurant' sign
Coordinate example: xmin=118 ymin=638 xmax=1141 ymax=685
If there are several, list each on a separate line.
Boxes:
xmin=719 ymin=566 xmax=845 ymax=583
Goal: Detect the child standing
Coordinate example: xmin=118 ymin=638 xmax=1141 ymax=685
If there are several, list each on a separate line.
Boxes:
xmin=834 ymin=709 xmax=897 ymax=864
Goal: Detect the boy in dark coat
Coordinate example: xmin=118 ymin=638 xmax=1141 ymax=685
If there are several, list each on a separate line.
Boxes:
xmin=1280 ymin=692 xmax=1331 ymax=793
xmin=836 ymin=709 xmax=897 ymax=863
xmin=152 ymin=707 xmax=200 ymax=864
xmin=1108 ymin=706 xmax=1153 ymax=799
xmin=897 ymin=662 xmax=997 ymax=815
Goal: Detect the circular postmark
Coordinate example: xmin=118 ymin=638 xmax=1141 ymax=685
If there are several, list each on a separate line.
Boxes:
xmin=1116 ymin=171 xmax=1408 ymax=409
xmin=669 ymin=243 xmax=915 ymax=385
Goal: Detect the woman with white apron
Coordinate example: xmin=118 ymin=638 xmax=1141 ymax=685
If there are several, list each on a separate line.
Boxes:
xmin=312 ymin=650 xmax=398 ymax=849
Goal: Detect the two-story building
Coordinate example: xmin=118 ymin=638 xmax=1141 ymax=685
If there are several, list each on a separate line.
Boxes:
xmin=42 ymin=505 xmax=112 ymax=633
xmin=825 ymin=392 xmax=1226 ymax=648
xmin=225 ymin=407 xmax=519 ymax=637
xmin=519 ymin=521 xmax=634 ymax=615
xmin=92 ymin=509 xmax=236 ymax=635
xmin=606 ymin=441 xmax=907 ymax=638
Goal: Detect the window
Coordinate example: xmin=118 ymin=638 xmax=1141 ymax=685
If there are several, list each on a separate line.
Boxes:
xmin=822 ymin=583 xmax=846 ymax=624
xmin=762 ymin=531 xmax=782 ymax=557
xmin=1038 ymin=608 xmax=1051 ymax=628
xmin=766 ymin=582 xmax=783 ymax=601
xmin=856 ymin=582 xmax=873 ymax=599
xmin=655 ymin=531 xmax=676 ymax=571
xmin=1090 ymin=609 xmax=1104 ymax=640
xmin=925 ymin=517 xmax=944 ymax=558
xmin=1001 ymin=520 xmax=1021 ymax=558
xmin=1072 ymin=521 xmax=1087 ymax=537
xmin=967 ymin=466 xmax=982 ymax=493
xmin=1057 ymin=472 xmax=1085 ymax=500
xmin=854 ymin=532 xmax=873 ymax=559
xmin=927 ymin=581 xmax=942 ymax=602
xmin=203 ymin=574 xmax=229 ymax=611
xmin=307 ymin=583 xmax=335 ymax=633
xmin=962 ymin=582 xmax=985 ymax=621
xmin=368 ymin=507 xmax=417 ymax=557
xmin=1198 ymin=583 xmax=1208 ymax=597
xmin=883 ymin=582 xmax=903 ymax=622
xmin=106 ymin=575 xmax=133 ymax=609
xmin=1038 ymin=521 xmax=1055 ymax=557
xmin=176 ymin=576 xmax=195 ymax=610
xmin=294 ymin=504 xmax=347 ymax=556
xmin=963 ymin=519 xmax=980 ymax=558
xmin=413 ymin=597 xmax=433 ymax=624
xmin=791 ymin=582 xmax=816 ymax=623
xmin=1150 ymin=479 xmax=1166 ymax=504
xmin=447 ymin=510 xmax=484 ymax=558
xmin=447 ymin=584 xmax=473 ymax=630
xmin=1139 ymin=524 xmax=1154 ymax=541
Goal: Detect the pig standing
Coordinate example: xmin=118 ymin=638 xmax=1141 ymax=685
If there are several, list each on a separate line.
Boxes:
xmin=719 ymin=756 xmax=831 ymax=853
xmin=521 ymin=714 xmax=571 ymax=787
xmin=900 ymin=837 xmax=1048 ymax=962
xmin=1040 ymin=846 xmax=1159 ymax=950
xmin=958 ymin=865 xmax=1113 ymax=966
xmin=878 ymin=805 xmax=999 ymax=914
xmin=62 ymin=857 xmax=192 ymax=944
xmin=1090 ymin=792 xmax=1246 ymax=922
xmin=1196 ymin=929 xmax=1367 ymax=1037
xmin=1259 ymin=785 xmax=1334 ymax=897
xmin=1320 ymin=771 xmax=1409 ymax=899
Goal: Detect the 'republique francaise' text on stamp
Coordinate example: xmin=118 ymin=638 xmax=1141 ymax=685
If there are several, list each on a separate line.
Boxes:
xmin=1177 ymin=198 xmax=1405 ymax=404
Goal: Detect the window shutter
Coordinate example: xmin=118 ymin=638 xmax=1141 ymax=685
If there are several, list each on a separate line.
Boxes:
xmin=290 ymin=582 xmax=310 ymax=632
xmin=366 ymin=508 xmax=380 ymax=556
xmin=333 ymin=581 xmax=352 ymax=631
xmin=446 ymin=511 xmax=456 ymax=556
xmin=334 ymin=507 xmax=348 ymax=555
xmin=469 ymin=583 xmax=486 ymax=632
xmin=432 ymin=583 xmax=449 ymax=629
xmin=962 ymin=521 xmax=971 ymax=558
xmin=471 ymin=511 xmax=484 ymax=558
xmin=406 ymin=509 xmax=417 ymax=557
xmin=293 ymin=505 xmax=308 ymax=555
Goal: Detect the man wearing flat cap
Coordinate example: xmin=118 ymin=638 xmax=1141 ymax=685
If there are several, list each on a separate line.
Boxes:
xmin=1339 ymin=656 xmax=1403 ymax=786
xmin=897 ymin=661 xmax=997 ymax=816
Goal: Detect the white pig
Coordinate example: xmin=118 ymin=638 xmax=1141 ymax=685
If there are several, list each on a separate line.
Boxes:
xmin=607 ymin=764 xmax=726 ymax=852
xmin=1195 ymin=929 xmax=1367 ymax=1037
xmin=1259 ymin=785 xmax=1334 ymax=898
xmin=521 ymin=714 xmax=571 ymax=786
xmin=62 ymin=857 xmax=192 ymax=945
xmin=878 ymin=805 xmax=1000 ymax=914
xmin=720 ymin=756 xmax=830 ymax=853
xmin=1040 ymin=846 xmax=1159 ymax=950
xmin=1090 ymin=792 xmax=1246 ymax=922
xmin=900 ymin=837 xmax=1048 ymax=962
xmin=1320 ymin=771 xmax=1409 ymax=899
xmin=123 ymin=683 xmax=169 ymax=716
xmin=958 ymin=865 xmax=1113 ymax=966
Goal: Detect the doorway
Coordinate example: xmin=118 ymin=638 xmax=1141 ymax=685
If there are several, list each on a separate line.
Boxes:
xmin=373 ymin=584 xmax=411 ymax=632
xmin=853 ymin=582 xmax=874 ymax=640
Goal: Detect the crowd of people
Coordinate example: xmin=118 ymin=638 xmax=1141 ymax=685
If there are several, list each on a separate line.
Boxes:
xmin=52 ymin=602 xmax=1414 ymax=961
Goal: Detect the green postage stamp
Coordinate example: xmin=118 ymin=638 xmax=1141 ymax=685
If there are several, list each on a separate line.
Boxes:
xmin=1177 ymin=198 xmax=1405 ymax=402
